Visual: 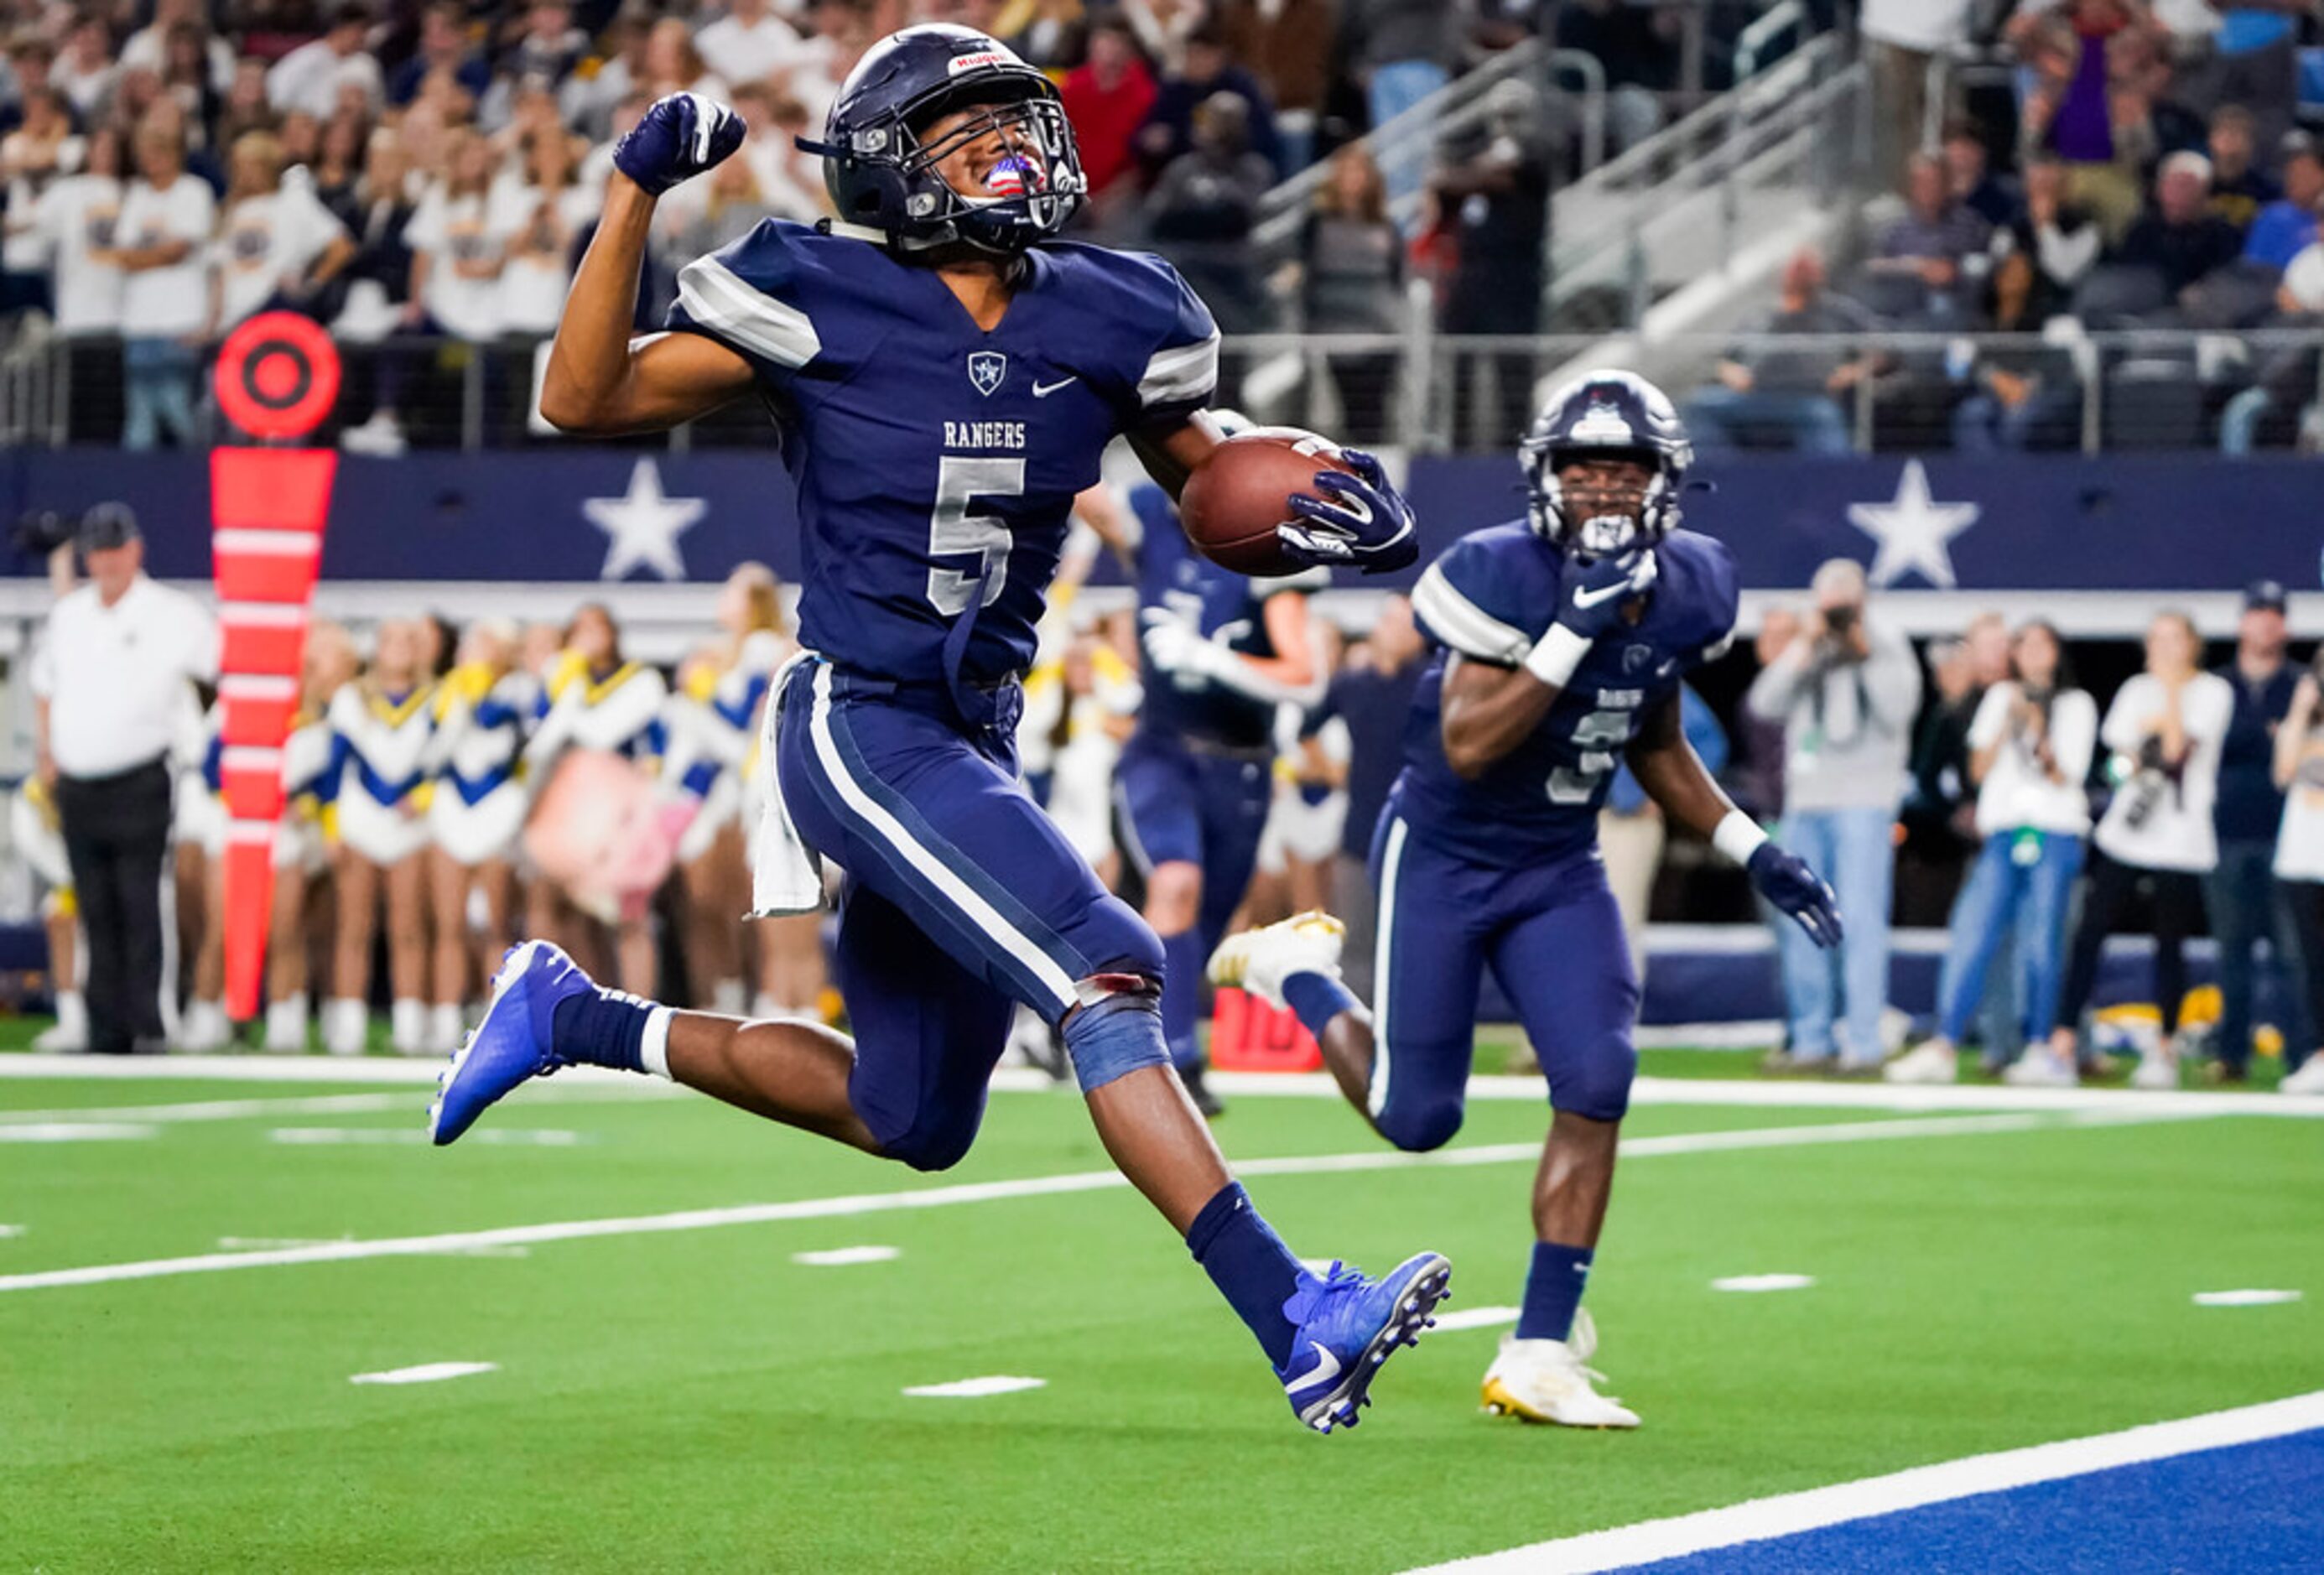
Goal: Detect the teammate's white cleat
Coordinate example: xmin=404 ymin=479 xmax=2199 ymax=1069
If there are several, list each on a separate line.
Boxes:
xmin=1206 ymin=911 xmax=1347 ymax=1011
xmin=1883 ymin=1040 xmax=1957 ymax=1084
xmin=1480 ymin=1311 xmax=1640 ymax=1429
xmin=2280 ymin=1055 xmax=2324 ymax=1095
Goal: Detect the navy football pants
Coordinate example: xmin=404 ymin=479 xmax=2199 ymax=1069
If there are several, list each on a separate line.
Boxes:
xmin=1367 ymin=808 xmax=1640 ymax=1145
xmin=777 ymin=661 xmax=1161 ymax=1171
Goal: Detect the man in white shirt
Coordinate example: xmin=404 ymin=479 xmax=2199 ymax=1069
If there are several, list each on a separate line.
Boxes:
xmin=109 ymin=117 xmax=215 ymax=450
xmin=267 ymin=3 xmax=386 ymax=120
xmin=694 ymin=0 xmax=803 ymax=87
xmin=32 ymin=506 xmax=219 ymax=1053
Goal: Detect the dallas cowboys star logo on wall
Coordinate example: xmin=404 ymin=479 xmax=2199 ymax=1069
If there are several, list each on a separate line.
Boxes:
xmin=968 ymin=351 xmax=1006 ymax=397
xmin=582 ymin=457 xmax=707 ymax=581
xmin=1846 ymin=460 xmax=1980 ymax=590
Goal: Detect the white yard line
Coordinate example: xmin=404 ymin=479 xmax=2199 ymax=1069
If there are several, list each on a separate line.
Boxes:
xmin=1405 ymin=1390 xmax=2324 ymax=1574
xmin=8 ymin=1054 xmax=2321 ymax=1120
xmin=0 ymin=1110 xmax=2167 ymax=1297
xmin=348 ymin=1362 xmax=498 ymax=1386
xmin=1430 ymin=1306 xmax=1522 ymax=1333
xmin=901 ymin=1376 xmax=1046 ymax=1398
xmin=0 ymin=1085 xmax=674 ymax=1126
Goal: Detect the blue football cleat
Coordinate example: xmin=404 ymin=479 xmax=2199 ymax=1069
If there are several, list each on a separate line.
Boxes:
xmin=1278 ymin=1252 xmax=1453 ymax=1434
xmin=428 ymin=939 xmax=593 ymax=1146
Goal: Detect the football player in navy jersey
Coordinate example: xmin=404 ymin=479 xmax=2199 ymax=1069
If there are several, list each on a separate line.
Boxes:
xmin=428 ymin=27 xmax=1448 ymax=1435
xmin=1213 ymin=371 xmax=1843 ymax=1427
xmin=1112 ymin=422 xmax=1330 ymax=1119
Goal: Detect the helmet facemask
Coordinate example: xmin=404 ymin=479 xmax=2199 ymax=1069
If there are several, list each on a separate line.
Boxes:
xmin=890 ymin=88 xmax=1083 ymax=253
xmin=1525 ymin=444 xmax=1679 ymax=561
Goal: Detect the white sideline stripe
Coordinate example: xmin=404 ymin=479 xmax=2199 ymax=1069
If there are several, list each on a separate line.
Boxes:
xmin=0 ymin=1110 xmax=2151 ymax=1297
xmin=2193 ymin=1289 xmax=2302 ymax=1307
xmin=8 ymin=1055 xmax=2321 ymax=1120
xmin=1432 ymin=1305 xmax=1521 ymax=1333
xmin=902 ymin=1375 xmax=1046 ymax=1399
xmin=0 ymin=1085 xmax=682 ymax=1125
xmin=267 ymin=1126 xmax=584 ymax=1146
xmin=0 ymin=1122 xmax=155 ymax=1142
xmin=0 ymin=1224 xmax=23 ymax=1239
xmin=1711 ymin=1274 xmax=1816 ymax=1293
xmin=1406 ymin=1390 xmax=2324 ymax=1574
xmin=792 ymin=1245 xmax=901 ymax=1266
xmin=349 ymin=1361 xmax=498 ymax=1386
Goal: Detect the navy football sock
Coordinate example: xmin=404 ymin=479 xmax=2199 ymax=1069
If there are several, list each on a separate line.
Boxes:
xmin=1516 ymin=1240 xmax=1594 ymax=1343
xmin=1159 ymin=927 xmax=1204 ymax=1071
xmin=1282 ymin=971 xmax=1359 ymax=1043
xmin=549 ymin=988 xmax=649 ymax=1074
xmin=1186 ymin=1182 xmax=1302 ymax=1369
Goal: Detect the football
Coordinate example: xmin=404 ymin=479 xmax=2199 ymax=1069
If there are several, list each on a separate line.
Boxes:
xmin=1178 ymin=427 xmax=1355 ymax=576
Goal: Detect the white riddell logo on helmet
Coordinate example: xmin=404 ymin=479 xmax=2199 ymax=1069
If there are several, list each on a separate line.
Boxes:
xmin=1569 ymin=401 xmax=1635 ymax=444
xmin=949 ymin=49 xmax=1010 ymax=73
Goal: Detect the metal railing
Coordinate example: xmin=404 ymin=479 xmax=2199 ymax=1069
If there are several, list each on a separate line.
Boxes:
xmin=7 ymin=325 xmax=2321 ymax=460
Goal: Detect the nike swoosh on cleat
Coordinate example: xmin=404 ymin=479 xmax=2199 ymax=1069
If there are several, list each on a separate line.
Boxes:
xmin=1033 ymin=377 xmax=1077 ymax=397
xmin=1282 ymin=1340 xmax=1341 ymax=1395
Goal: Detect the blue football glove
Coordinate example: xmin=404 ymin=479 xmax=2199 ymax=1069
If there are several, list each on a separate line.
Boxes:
xmin=1279 ymin=448 xmax=1418 ymax=574
xmin=1749 ymin=842 xmax=1843 ymax=949
xmin=613 ymin=92 xmax=746 ymax=196
xmin=1552 ymin=548 xmax=1660 ymax=644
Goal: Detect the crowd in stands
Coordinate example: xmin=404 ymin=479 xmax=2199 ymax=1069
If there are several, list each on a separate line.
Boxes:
xmin=0 ymin=0 xmax=1823 ymax=450
xmin=1701 ymin=1 xmax=2324 ymax=454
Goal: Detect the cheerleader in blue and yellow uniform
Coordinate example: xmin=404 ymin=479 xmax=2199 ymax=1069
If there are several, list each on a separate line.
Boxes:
xmin=13 ymin=776 xmax=86 ymax=1051
xmin=322 ymin=618 xmax=437 ymax=1056
xmin=264 ymin=621 xmax=359 ymax=1053
xmin=422 ymin=620 xmax=538 ymax=1053
xmin=172 ymin=693 xmax=231 ymax=1051
xmin=523 ymin=602 xmax=668 ymax=996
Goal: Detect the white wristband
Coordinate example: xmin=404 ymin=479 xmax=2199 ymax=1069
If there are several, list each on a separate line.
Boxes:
xmin=1523 ymin=625 xmax=1592 ymax=690
xmin=1713 ymin=809 xmax=1770 ymax=868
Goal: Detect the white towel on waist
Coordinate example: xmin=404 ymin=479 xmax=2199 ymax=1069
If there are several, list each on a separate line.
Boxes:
xmin=750 ymin=651 xmax=824 ymax=917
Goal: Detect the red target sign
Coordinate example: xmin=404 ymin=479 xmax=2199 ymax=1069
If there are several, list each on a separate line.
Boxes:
xmin=214 ymin=311 xmax=341 ymax=441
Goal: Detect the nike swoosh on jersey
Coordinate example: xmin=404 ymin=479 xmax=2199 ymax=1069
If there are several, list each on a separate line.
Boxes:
xmin=1033 ymin=377 xmax=1078 ymax=398
xmin=1282 ymin=1339 xmax=1342 ymax=1394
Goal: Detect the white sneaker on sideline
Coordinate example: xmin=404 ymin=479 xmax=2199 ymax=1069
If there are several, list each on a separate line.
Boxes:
xmin=711 ymin=979 xmax=746 ymax=1016
xmin=339 ymin=410 xmax=407 ymax=456
xmin=2280 ymin=1056 xmax=2324 ymax=1095
xmin=1480 ymin=1312 xmax=1640 ymax=1428
xmin=425 ymin=1002 xmax=465 ymax=1056
xmin=390 ymin=998 xmax=430 ymax=1056
xmin=2132 ymin=1052 xmax=2178 ymax=1090
xmin=1884 ymin=1040 xmax=1957 ymax=1084
xmin=322 ymin=997 xmax=369 ymax=1057
xmin=263 ymin=995 xmax=309 ymax=1054
xmin=1206 ymin=911 xmax=1346 ymax=1011
xmin=34 ymin=990 xmax=88 ymax=1053
xmin=178 ymin=999 xmax=231 ymax=1053
xmin=2004 ymin=1051 xmax=2077 ymax=1087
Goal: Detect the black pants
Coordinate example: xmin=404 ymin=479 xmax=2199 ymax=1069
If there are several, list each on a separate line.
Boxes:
xmin=55 ymin=759 xmax=173 ymax=1053
xmin=2055 ymin=846 xmax=2204 ymax=1037
xmin=2280 ymin=880 xmax=2324 ymax=1072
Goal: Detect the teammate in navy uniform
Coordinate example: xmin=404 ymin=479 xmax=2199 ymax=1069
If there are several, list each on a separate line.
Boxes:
xmin=1115 ymin=439 xmax=1328 ymax=1117
xmin=1213 ymin=372 xmax=1842 ymax=1427
xmin=428 ymin=28 xmax=1448 ymax=1434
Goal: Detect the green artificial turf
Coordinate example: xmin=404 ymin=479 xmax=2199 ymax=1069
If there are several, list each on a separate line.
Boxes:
xmin=4 ymin=1066 xmax=2321 ymax=1572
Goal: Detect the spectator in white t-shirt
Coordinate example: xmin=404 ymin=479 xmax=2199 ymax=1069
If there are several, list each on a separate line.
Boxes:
xmin=403 ymin=129 xmax=506 ymax=343
xmin=2269 ymin=658 xmax=2324 ymax=1094
xmin=1890 ymin=622 xmax=2099 ymax=1085
xmin=2046 ymin=611 xmax=2235 ymax=1089
xmin=268 ymin=3 xmax=386 ymax=121
xmin=106 ymin=117 xmax=215 ymax=450
xmin=696 ymin=0 xmax=805 ymax=87
xmin=120 ymin=0 xmax=235 ymax=94
xmin=20 ymin=124 xmax=125 ymax=338
xmin=209 ymin=131 xmax=356 ymax=338
xmin=0 ymin=87 xmax=82 ymax=315
xmin=54 ymin=16 xmax=120 ymax=120
xmin=491 ymin=130 xmax=598 ymax=338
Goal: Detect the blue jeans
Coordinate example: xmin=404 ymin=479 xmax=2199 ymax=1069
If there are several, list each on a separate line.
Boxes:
xmin=1933 ymin=871 xmax=2022 ymax=1064
xmin=1937 ymin=831 xmax=2084 ymax=1047
xmin=122 ymin=337 xmax=199 ymax=450
xmin=1775 ymin=805 xmax=1897 ymax=1064
xmin=1684 ymin=387 xmax=1853 ymax=455
xmin=1369 ymin=59 xmax=1450 ymax=215
xmin=2207 ymin=839 xmax=2310 ymax=1073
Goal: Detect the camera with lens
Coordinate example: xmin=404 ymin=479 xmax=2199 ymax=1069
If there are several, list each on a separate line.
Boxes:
xmin=11 ymin=509 xmax=77 ymax=559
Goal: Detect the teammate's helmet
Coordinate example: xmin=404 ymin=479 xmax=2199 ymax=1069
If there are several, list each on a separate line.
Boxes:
xmin=1520 ymin=370 xmax=1693 ymax=559
xmin=801 ymin=25 xmax=1085 ymax=256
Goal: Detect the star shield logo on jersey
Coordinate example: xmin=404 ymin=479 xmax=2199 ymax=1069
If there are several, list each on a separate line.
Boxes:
xmin=968 ymin=351 xmax=1006 ymax=397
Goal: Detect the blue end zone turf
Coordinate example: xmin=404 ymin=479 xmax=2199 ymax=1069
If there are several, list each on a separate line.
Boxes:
xmin=1631 ymin=1428 xmax=2324 ymax=1573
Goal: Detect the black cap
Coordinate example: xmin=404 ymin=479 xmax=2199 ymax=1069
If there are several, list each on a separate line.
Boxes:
xmin=2245 ymin=578 xmax=2287 ymax=614
xmin=77 ymin=502 xmax=140 ymax=552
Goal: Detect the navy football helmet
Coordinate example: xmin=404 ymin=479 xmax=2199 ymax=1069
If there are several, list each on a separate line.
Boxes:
xmin=798 ymin=25 xmax=1085 ymax=255
xmin=1520 ymin=370 xmax=1693 ymax=559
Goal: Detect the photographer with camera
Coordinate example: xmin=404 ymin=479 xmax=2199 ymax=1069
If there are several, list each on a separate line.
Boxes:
xmin=2045 ymin=611 xmax=2233 ymax=1090
xmin=1747 ymin=559 xmax=1924 ymax=1073
xmin=2208 ymin=580 xmax=2309 ymax=1084
xmin=2269 ymin=647 xmax=2324 ymax=1095
xmin=1890 ymin=621 xmax=2098 ymax=1085
xmin=29 ymin=505 xmax=217 ymax=1054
